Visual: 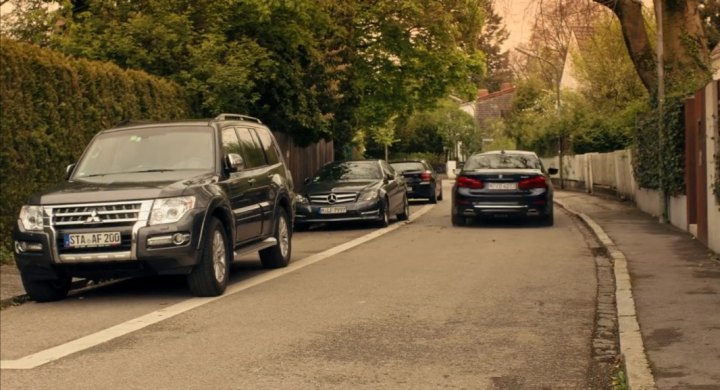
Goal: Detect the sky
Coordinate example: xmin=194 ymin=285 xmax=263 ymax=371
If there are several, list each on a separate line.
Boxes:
xmin=494 ymin=0 xmax=539 ymax=51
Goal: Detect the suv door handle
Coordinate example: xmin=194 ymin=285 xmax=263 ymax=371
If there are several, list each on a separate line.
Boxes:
xmin=248 ymin=178 xmax=256 ymax=185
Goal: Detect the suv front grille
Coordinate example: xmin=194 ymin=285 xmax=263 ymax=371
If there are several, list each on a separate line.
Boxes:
xmin=309 ymin=192 xmax=357 ymax=205
xmin=51 ymin=202 xmax=143 ymax=227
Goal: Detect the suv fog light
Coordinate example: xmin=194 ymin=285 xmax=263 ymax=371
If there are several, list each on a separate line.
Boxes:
xmin=15 ymin=241 xmax=42 ymax=253
xmin=147 ymin=235 xmax=173 ymax=247
xmin=172 ymin=233 xmax=190 ymax=245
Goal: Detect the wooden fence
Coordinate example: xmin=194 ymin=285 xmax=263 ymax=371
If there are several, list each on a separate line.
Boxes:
xmin=273 ymin=132 xmax=334 ymax=190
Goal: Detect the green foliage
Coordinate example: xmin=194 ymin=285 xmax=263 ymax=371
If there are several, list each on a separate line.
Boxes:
xmin=366 ymin=99 xmax=477 ymax=160
xmin=388 ymin=152 xmax=445 ymax=168
xmin=3 ymin=0 xmax=492 ymax=153
xmin=571 ymin=99 xmax=646 ymax=154
xmin=0 ymin=37 xmax=188 ymax=259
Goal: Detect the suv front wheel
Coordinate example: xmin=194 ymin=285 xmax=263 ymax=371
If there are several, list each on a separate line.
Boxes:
xmin=260 ymin=208 xmax=291 ymax=268
xmin=21 ymin=273 xmax=72 ymax=302
xmin=187 ymin=217 xmax=230 ymax=296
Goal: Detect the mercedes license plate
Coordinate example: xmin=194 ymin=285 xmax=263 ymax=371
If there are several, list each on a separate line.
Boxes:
xmin=487 ymin=182 xmax=517 ymax=190
xmin=64 ymin=232 xmax=121 ymax=248
xmin=319 ymin=206 xmax=346 ymax=214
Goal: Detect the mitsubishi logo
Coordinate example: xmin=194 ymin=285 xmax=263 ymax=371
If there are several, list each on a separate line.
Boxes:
xmin=85 ymin=209 xmax=102 ymax=224
xmin=327 ymin=193 xmax=337 ymax=204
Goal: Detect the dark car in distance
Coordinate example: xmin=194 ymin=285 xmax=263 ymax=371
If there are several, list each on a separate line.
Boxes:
xmin=451 ymin=150 xmax=558 ymax=226
xmin=390 ymin=160 xmax=443 ymax=203
xmin=294 ymin=160 xmax=409 ymax=229
xmin=13 ymin=114 xmax=294 ymax=301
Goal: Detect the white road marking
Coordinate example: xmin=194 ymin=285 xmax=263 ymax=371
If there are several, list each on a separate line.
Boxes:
xmin=0 ymin=204 xmax=434 ymax=370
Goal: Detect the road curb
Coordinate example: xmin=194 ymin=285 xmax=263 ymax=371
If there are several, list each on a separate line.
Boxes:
xmin=555 ymin=199 xmax=657 ymax=390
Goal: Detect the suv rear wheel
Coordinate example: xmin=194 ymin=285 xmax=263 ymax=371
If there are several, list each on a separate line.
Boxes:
xmin=188 ymin=218 xmax=230 ymax=296
xmin=260 ymin=208 xmax=291 ymax=268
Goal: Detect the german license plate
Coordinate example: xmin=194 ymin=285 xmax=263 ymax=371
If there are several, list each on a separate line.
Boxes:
xmin=64 ymin=232 xmax=121 ymax=248
xmin=487 ymin=182 xmax=517 ymax=190
xmin=319 ymin=206 xmax=346 ymax=214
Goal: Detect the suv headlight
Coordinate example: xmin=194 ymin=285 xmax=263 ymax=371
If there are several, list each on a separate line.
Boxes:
xmin=150 ymin=196 xmax=196 ymax=225
xmin=295 ymin=194 xmax=309 ymax=205
xmin=19 ymin=205 xmax=44 ymax=231
xmin=359 ymin=190 xmax=379 ymax=201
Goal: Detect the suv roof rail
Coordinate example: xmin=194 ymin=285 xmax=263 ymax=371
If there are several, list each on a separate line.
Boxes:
xmin=214 ymin=113 xmax=262 ymax=124
xmin=114 ymin=119 xmax=152 ymax=127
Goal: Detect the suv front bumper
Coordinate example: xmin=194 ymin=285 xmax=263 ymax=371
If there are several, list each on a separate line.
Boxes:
xmin=14 ymin=208 xmax=207 ymax=281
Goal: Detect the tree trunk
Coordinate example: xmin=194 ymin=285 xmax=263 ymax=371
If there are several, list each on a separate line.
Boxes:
xmin=591 ymin=0 xmax=657 ymax=94
xmin=660 ymin=0 xmax=710 ymax=91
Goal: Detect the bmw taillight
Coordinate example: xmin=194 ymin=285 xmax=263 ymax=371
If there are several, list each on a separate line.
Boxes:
xmin=420 ymin=171 xmax=432 ymax=182
xmin=456 ymin=176 xmax=484 ymax=189
xmin=518 ymin=176 xmax=547 ymax=189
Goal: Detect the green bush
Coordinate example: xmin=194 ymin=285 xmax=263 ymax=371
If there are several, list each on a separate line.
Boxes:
xmin=0 ymin=38 xmax=190 ymax=263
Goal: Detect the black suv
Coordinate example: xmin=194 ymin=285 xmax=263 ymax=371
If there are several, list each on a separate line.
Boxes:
xmin=13 ymin=114 xmax=295 ymax=301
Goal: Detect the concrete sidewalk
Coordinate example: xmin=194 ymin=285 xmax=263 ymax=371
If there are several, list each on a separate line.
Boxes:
xmin=1 ymin=190 xmax=719 ymax=388
xmin=556 ymin=190 xmax=720 ymax=390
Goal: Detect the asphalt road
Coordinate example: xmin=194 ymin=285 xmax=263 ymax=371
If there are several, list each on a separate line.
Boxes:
xmin=1 ymin=182 xmax=598 ymax=389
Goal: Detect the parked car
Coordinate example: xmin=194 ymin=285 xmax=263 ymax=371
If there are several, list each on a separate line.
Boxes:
xmin=390 ymin=160 xmax=443 ymax=203
xmin=13 ymin=114 xmax=294 ymax=301
xmin=451 ymin=150 xmax=558 ymax=226
xmin=294 ymin=160 xmax=409 ymax=229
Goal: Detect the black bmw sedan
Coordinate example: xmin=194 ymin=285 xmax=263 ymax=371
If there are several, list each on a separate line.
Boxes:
xmin=390 ymin=160 xmax=443 ymax=203
xmin=451 ymin=150 xmax=558 ymax=226
xmin=294 ymin=160 xmax=410 ymax=229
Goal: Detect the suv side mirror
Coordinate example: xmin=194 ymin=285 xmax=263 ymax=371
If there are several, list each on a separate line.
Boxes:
xmin=548 ymin=167 xmax=559 ymax=175
xmin=65 ymin=163 xmax=76 ymax=180
xmin=226 ymin=153 xmax=245 ymax=172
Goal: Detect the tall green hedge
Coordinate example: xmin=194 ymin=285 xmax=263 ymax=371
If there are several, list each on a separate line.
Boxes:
xmin=0 ymin=38 xmax=190 ymax=261
xmin=632 ymin=95 xmax=686 ymax=196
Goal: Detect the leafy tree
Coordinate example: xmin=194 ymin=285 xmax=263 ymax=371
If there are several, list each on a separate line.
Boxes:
xmin=468 ymin=0 xmax=511 ymax=91
xmin=571 ymin=14 xmax=648 ymax=111
xmin=2 ymin=0 xmax=490 ymax=153
xmin=701 ymin=0 xmax=720 ymax=48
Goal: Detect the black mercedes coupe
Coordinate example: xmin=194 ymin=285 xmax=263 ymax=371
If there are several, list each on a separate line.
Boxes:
xmin=294 ymin=160 xmax=409 ymax=229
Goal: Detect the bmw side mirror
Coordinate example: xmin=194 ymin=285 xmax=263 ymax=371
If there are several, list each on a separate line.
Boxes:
xmin=548 ymin=167 xmax=559 ymax=175
xmin=65 ymin=163 xmax=76 ymax=180
xmin=225 ymin=153 xmax=245 ymax=172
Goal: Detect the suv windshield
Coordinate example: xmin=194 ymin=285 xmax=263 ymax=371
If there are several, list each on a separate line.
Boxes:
xmin=313 ymin=161 xmax=382 ymax=181
xmin=74 ymin=126 xmax=215 ymax=179
xmin=464 ymin=153 xmax=541 ymax=170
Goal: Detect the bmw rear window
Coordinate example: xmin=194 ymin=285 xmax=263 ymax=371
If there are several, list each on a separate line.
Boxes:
xmin=464 ymin=153 xmax=541 ymax=170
